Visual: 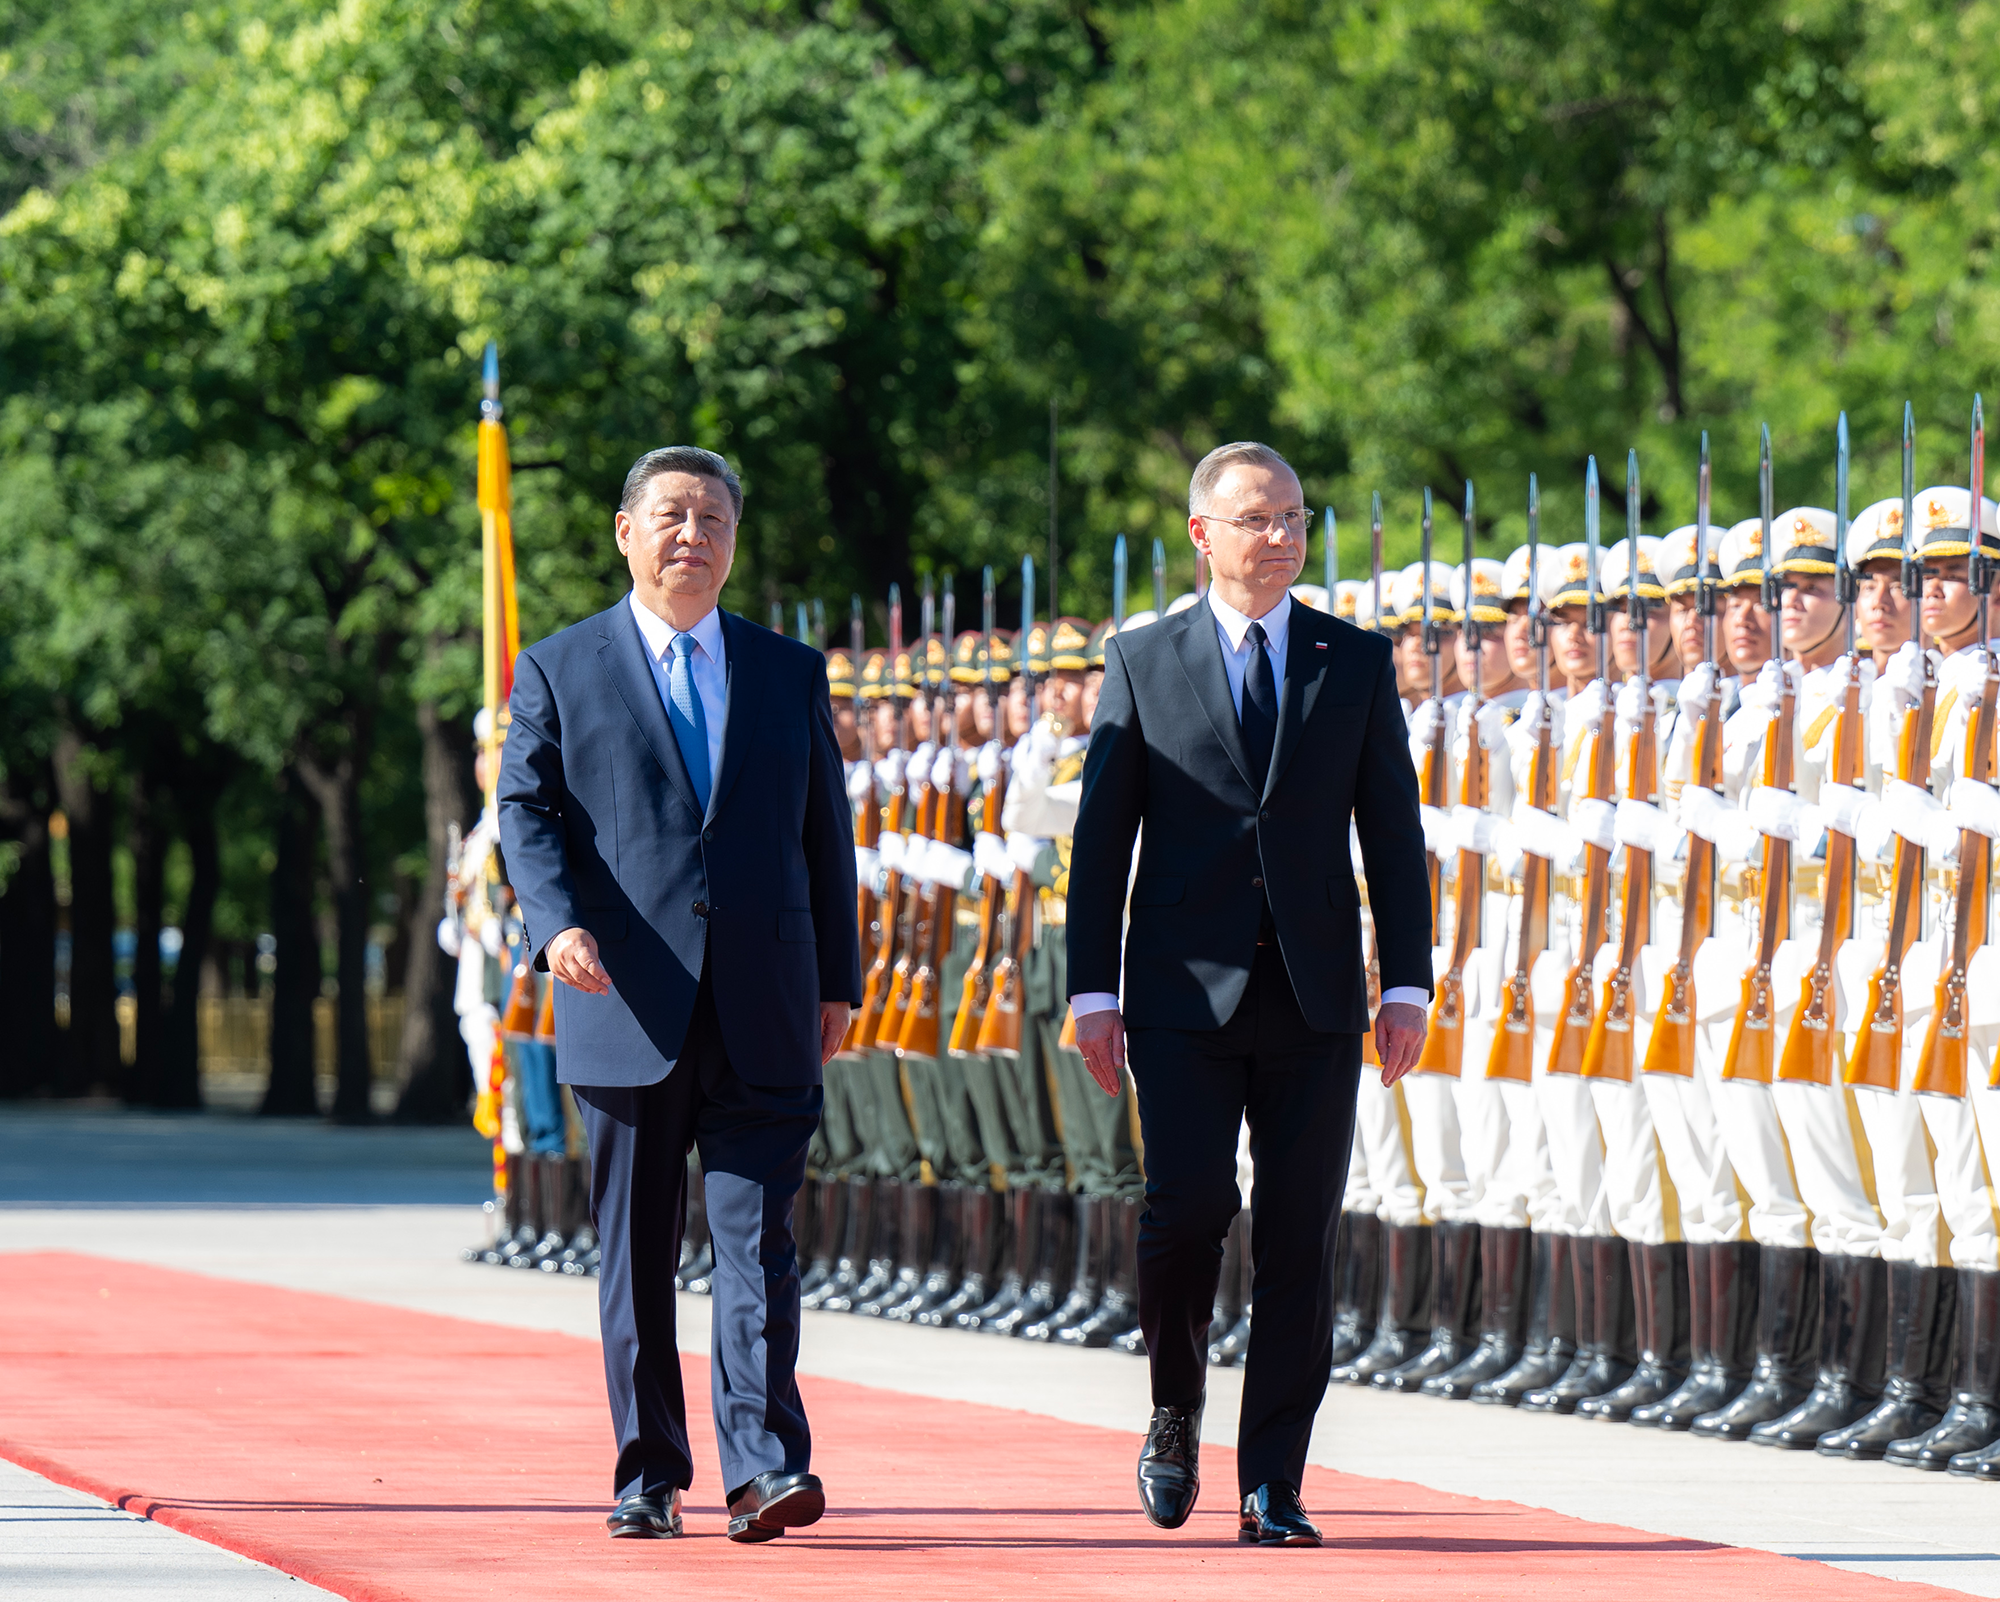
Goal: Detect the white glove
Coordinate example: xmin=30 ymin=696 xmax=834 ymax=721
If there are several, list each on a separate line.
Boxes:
xmin=1946 ymin=778 xmax=2000 ymax=841
xmin=854 ymin=844 xmax=881 ymax=889
xmin=1407 ymin=698 xmax=1446 ymax=770
xmin=1856 ymin=801 xmax=1900 ymax=867
xmin=436 ymin=916 xmax=462 ymax=959
xmin=876 ymin=748 xmax=908 ymax=792
xmin=1572 ymin=797 xmax=1619 ymax=853
xmin=1448 ymin=803 xmax=1504 ymax=855
xmin=1881 ymin=778 xmax=1950 ymax=851
xmin=1489 ymin=821 xmax=1526 ymax=882
xmin=1567 ymin=678 xmax=1608 ymax=733
xmin=1681 ymin=787 xmax=1762 ymax=865
xmin=1677 ymin=661 xmax=1719 ymax=723
xmin=927 ymin=840 xmax=976 ymax=891
xmin=1881 ymin=640 xmax=1926 ymax=716
xmin=480 ymin=918 xmax=504 ymax=958
xmin=1005 ymin=831 xmax=1045 ymax=874
xmin=1470 ymin=698 xmax=1512 ymax=751
xmin=1614 ymin=677 xmax=1648 ymax=732
xmin=877 ymin=830 xmax=907 ymax=872
xmin=977 ymin=741 xmax=1002 ymax=786
xmin=1615 ymin=797 xmax=1683 ymax=859
xmin=847 ymin=761 xmax=876 ymax=805
xmin=1745 ymin=786 xmax=1823 ymax=854
xmin=908 ymin=742 xmax=938 ymax=788
xmin=1420 ymin=804 xmax=1452 ymax=856
xmin=933 ymin=745 xmax=968 ymax=794
xmin=973 ymin=831 xmax=1013 ymax=883
xmin=1819 ymin=782 xmax=1877 ymax=841
xmin=1511 ymin=804 xmax=1571 ymax=864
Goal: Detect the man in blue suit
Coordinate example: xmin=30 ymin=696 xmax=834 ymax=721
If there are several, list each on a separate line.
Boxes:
xmin=499 ymin=446 xmax=860 ymax=1544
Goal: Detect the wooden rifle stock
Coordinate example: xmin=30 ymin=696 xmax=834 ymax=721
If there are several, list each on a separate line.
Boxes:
xmin=1421 ymin=697 xmax=1448 ymax=944
xmin=1917 ymin=659 xmax=1999 ymax=1098
xmin=1778 ymin=668 xmax=1865 ymax=1084
xmin=878 ymin=778 xmax=933 ymax=1050
xmin=1848 ymin=675 xmax=1936 ymax=1090
xmin=950 ymin=753 xmax=1009 ymax=1056
xmin=899 ymin=761 xmax=968 ymax=1062
xmin=1549 ymin=693 xmax=1616 ymax=1075
xmin=1418 ymin=703 xmax=1488 ymax=1075
xmin=498 ymin=960 xmax=537 ymax=1039
xmin=975 ymin=869 xmax=1036 ymax=1056
xmin=1583 ymin=694 xmax=1658 ymax=1082
xmin=1362 ymin=914 xmax=1384 ymax=1067
xmin=853 ymin=780 xmax=909 ymax=1050
xmin=1644 ymin=689 xmax=1723 ymax=1078
xmin=1489 ymin=705 xmax=1555 ymax=1082
xmin=1722 ymin=677 xmax=1798 ymax=1083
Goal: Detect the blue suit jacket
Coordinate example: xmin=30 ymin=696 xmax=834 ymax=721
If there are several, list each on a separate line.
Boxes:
xmin=497 ymin=600 xmax=861 ymax=1089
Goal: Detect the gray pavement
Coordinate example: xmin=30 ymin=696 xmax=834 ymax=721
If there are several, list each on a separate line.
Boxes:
xmin=3 ymin=1104 xmax=1998 ymax=1597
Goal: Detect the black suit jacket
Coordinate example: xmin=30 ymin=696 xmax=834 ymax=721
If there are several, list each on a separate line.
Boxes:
xmin=498 ymin=600 xmax=861 ymax=1089
xmin=1066 ymin=595 xmax=1430 ymax=1034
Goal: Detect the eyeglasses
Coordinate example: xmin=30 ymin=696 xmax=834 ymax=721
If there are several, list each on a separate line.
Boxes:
xmin=1199 ymin=508 xmax=1311 ymax=537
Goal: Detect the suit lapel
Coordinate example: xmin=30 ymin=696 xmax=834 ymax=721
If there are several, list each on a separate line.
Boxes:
xmin=596 ymin=603 xmax=703 ymax=822
xmin=1172 ymin=600 xmax=1257 ymax=794
xmin=706 ymin=610 xmax=753 ymax=824
xmin=1266 ymin=598 xmax=1330 ymax=800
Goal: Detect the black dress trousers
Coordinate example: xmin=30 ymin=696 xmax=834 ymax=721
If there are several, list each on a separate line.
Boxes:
xmin=1128 ymin=942 xmax=1360 ymax=1495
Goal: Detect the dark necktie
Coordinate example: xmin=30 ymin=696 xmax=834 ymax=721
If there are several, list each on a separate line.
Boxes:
xmin=1241 ymin=620 xmax=1278 ymax=793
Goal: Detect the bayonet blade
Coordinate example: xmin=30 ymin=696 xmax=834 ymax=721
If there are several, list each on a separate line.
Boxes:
xmin=1113 ymin=534 xmax=1128 ymax=629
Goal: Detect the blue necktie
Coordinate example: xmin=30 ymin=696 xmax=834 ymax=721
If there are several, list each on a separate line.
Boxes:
xmin=667 ymin=632 xmax=712 ymax=810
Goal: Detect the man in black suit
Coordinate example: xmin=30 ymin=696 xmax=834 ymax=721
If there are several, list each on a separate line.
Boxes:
xmin=499 ymin=446 xmax=860 ymax=1544
xmin=1067 ymin=441 xmax=1431 ymax=1546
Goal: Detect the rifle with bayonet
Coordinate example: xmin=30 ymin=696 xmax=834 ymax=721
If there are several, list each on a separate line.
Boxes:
xmin=1363 ymin=492 xmax=1388 ymax=1071
xmin=1418 ymin=482 xmax=1485 ymax=1075
xmin=1723 ymin=427 xmax=1794 ymax=1084
xmin=855 ymin=585 xmax=910 ymax=1048
xmin=880 ymin=577 xmax=940 ymax=1048
xmin=1646 ymin=435 xmax=1720 ymax=1078
xmin=951 ymin=568 xmax=1010 ymax=1057
xmin=1491 ymin=474 xmax=1553 ymax=1082
xmin=976 ymin=555 xmax=1038 ymax=1058
xmin=900 ymin=576 xmax=964 ymax=1062
xmin=1780 ymin=413 xmax=1862 ymax=1083
xmin=1917 ymin=394 xmax=1994 ymax=1099
xmin=1549 ymin=457 xmax=1617 ymax=1077
xmin=1420 ymin=489 xmax=1449 ymax=942
xmin=840 ymin=594 xmax=881 ymax=1054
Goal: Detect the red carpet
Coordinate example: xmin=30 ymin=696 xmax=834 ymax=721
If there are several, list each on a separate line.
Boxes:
xmin=0 ymin=1251 xmax=1967 ymax=1602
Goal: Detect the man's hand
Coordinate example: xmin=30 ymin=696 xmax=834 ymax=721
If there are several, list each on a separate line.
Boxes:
xmin=820 ymin=1001 xmax=851 ymax=1066
xmin=1374 ymin=1001 xmax=1428 ymax=1085
xmin=546 ymin=927 xmax=611 ymax=995
xmin=1074 ymin=1008 xmax=1126 ymax=1094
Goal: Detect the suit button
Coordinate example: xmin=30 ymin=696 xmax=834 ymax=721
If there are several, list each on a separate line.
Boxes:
xmin=702 ymin=827 xmax=715 ymax=843
xmin=692 ymin=900 xmax=710 ymax=918
xmin=1260 ymin=810 xmax=1270 ymax=821
xmin=1251 ymin=877 xmax=1263 ymax=889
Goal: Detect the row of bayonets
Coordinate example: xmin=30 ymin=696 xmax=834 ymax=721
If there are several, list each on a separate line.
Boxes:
xmin=1418 ymin=394 xmax=1997 ymax=1105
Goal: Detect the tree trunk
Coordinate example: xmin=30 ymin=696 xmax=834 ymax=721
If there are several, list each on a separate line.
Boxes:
xmin=54 ymin=729 xmax=120 ymax=1097
xmin=299 ymin=742 xmax=374 ymax=1123
xmin=160 ymin=784 xmax=219 ymax=1109
xmin=394 ymin=693 xmax=479 ymax=1123
xmin=0 ymin=758 xmax=58 ymax=1098
xmin=262 ymin=767 xmax=321 ymax=1117
xmin=127 ymin=762 xmax=166 ymax=1107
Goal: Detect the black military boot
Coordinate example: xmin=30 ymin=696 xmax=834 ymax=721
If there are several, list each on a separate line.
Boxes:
xmin=1691 ymin=1244 xmax=1819 ymax=1440
xmin=1476 ymin=1232 xmax=1576 ymax=1406
xmin=865 ymin=1182 xmax=938 ymax=1317
xmin=1752 ymin=1253 xmax=1888 ymax=1447
xmin=1200 ymin=1216 xmax=1248 ymax=1360
xmin=1062 ymin=1195 xmax=1142 ymax=1348
xmin=525 ymin=1155 xmax=573 ymax=1270
xmin=1580 ymin=1241 xmax=1690 ymax=1421
xmin=959 ymin=1185 xmax=1030 ymax=1329
xmin=1524 ymin=1236 xmax=1633 ymax=1412
xmin=1428 ymin=1226 xmax=1531 ymax=1399
xmin=1650 ymin=1240 xmax=1758 ymax=1429
xmin=1329 ymin=1211 xmax=1382 ymax=1370
xmin=1634 ymin=1242 xmax=1709 ymax=1426
xmin=1819 ymin=1260 xmax=1955 ymax=1459
xmin=925 ymin=1186 xmax=998 ymax=1327
xmin=885 ymin=1183 xmax=961 ymax=1322
xmin=1378 ymin=1219 xmax=1480 ymax=1393
xmin=1888 ymin=1266 xmax=2000 ymax=1469
xmin=830 ymin=1176 xmax=902 ymax=1312
xmin=988 ymin=1188 xmax=1070 ymax=1336
xmin=797 ymin=1177 xmax=844 ymax=1300
xmin=1024 ymin=1195 xmax=1102 ymax=1341
xmin=1335 ymin=1222 xmax=1433 ymax=1384
xmin=804 ymin=1176 xmax=873 ymax=1311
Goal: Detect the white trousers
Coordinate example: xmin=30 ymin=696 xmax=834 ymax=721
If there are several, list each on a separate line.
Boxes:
xmin=1356 ymin=1070 xmax=1425 ymax=1227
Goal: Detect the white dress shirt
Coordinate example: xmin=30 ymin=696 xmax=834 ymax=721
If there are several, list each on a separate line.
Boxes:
xmin=628 ymin=591 xmax=726 ymax=785
xmin=1072 ymin=591 xmax=1425 ymax=1021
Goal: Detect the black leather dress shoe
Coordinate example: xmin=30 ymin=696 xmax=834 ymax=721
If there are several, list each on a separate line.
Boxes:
xmin=1137 ymin=1402 xmax=1202 ymax=1528
xmin=1239 ymin=1483 xmax=1322 ymax=1546
xmin=726 ymin=1471 xmax=826 ymax=1543
xmin=606 ymin=1489 xmax=683 ymax=1538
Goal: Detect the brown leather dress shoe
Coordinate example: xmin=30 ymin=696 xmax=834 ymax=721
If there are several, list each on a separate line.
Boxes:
xmin=726 ymin=1470 xmax=826 ymax=1543
xmin=606 ymin=1488 xmax=683 ymax=1538
xmin=1239 ymin=1483 xmax=1322 ymax=1546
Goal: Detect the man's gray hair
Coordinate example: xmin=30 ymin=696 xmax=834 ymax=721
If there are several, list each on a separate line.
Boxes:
xmin=1188 ymin=441 xmax=1295 ymax=515
xmin=621 ymin=446 xmax=744 ymax=519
